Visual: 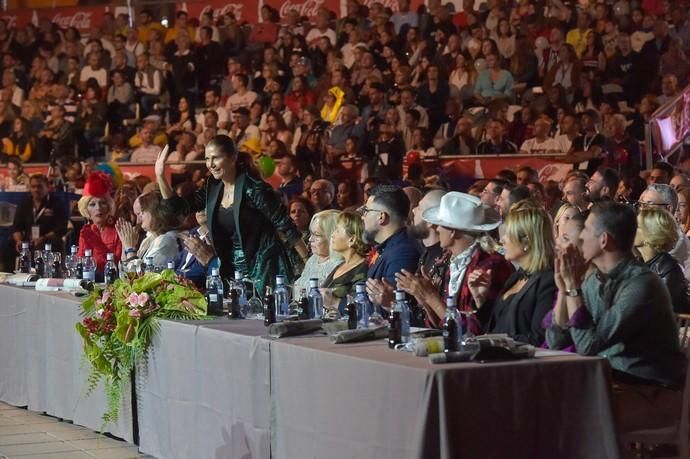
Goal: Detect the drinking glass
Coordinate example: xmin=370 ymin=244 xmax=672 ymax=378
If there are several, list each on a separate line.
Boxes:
xmin=244 ymin=278 xmax=264 ymax=320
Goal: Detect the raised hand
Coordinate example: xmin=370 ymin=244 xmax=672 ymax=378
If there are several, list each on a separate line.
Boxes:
xmin=154 ymin=144 xmax=170 ymax=178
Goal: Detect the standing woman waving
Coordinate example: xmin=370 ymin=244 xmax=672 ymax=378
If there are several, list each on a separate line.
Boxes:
xmin=155 ymin=135 xmax=309 ymax=292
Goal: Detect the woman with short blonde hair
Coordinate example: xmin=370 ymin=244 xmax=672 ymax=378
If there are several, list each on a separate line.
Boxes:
xmin=293 ymin=209 xmax=343 ymax=292
xmin=472 ymin=199 xmax=557 ymax=345
xmin=635 ymin=207 xmax=689 ymax=313
xmin=322 ymin=210 xmax=370 ymax=316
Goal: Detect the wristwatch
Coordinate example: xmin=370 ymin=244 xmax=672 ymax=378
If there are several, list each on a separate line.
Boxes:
xmin=565 ymin=288 xmax=582 ymax=297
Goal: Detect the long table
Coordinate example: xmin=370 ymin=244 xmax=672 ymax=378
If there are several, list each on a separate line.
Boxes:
xmin=0 ymin=285 xmax=621 ymax=458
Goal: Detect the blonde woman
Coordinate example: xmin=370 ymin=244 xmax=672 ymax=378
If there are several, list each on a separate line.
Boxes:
xmin=635 ymin=207 xmax=690 ymax=313
xmin=471 ymin=200 xmax=556 ymax=345
xmin=293 ymin=209 xmax=343 ymax=292
xmin=554 ymin=202 xmax=580 ymax=238
xmin=322 ymin=210 xmax=369 ymax=316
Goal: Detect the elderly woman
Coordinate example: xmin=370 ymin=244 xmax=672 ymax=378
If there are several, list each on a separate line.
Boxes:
xmin=116 ymin=191 xmax=183 ymax=270
xmin=470 ymin=200 xmax=556 ymax=345
xmin=322 ymin=210 xmax=369 ymax=316
xmin=77 ymin=172 xmax=122 ymax=273
xmin=294 ymin=209 xmax=342 ymax=293
xmin=635 ymin=207 xmax=690 ymax=313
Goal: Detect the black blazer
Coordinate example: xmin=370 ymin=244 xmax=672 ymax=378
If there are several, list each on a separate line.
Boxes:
xmin=166 ymin=171 xmax=301 ymax=287
xmin=488 ymin=269 xmax=556 ymax=346
xmin=647 ymin=252 xmax=690 ymax=314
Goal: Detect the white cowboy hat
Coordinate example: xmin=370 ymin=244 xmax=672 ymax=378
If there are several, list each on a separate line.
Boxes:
xmin=422 ymin=192 xmax=501 ymax=232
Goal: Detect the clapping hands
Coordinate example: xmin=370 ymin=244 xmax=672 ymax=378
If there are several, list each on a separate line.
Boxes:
xmin=555 ymin=243 xmax=587 ymax=291
xmin=467 ymin=269 xmax=492 ymax=307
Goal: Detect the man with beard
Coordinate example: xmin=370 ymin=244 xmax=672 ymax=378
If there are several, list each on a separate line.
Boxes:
xmin=409 ymin=189 xmax=446 ymax=275
xmin=362 ymin=185 xmax=420 ymax=310
xmin=585 ymin=167 xmax=619 ymax=203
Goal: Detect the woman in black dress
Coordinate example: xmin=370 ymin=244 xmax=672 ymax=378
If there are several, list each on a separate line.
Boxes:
xmin=155 ymin=135 xmax=309 ymax=292
xmin=469 ymin=200 xmax=556 ymax=345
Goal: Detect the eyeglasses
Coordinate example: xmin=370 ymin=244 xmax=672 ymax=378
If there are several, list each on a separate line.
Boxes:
xmin=358 ymin=206 xmax=385 ymax=216
xmin=637 ymin=201 xmax=668 ymax=209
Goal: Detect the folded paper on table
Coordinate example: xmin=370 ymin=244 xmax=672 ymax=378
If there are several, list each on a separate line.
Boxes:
xmin=268 ymin=319 xmax=323 ymax=338
xmin=35 ymin=278 xmax=83 ymax=291
xmin=7 ymin=273 xmax=39 ymax=285
xmin=330 ymin=326 xmax=389 ymax=344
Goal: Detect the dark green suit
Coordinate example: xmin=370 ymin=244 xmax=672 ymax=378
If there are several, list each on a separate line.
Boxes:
xmin=166 ymin=171 xmax=301 ymax=293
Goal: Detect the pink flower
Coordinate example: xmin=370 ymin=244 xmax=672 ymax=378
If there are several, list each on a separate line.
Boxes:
xmin=137 ymin=292 xmax=150 ymax=306
xmin=128 ymin=293 xmax=139 ymax=306
xmin=101 ymin=290 xmax=111 ymax=303
xmin=129 ymin=309 xmax=142 ymax=318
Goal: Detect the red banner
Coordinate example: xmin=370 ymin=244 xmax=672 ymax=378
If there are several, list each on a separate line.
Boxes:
xmin=186 ymin=1 xmax=258 ymax=26
xmin=14 ymin=156 xmax=572 ymax=191
xmin=0 ymin=6 xmax=111 ymax=34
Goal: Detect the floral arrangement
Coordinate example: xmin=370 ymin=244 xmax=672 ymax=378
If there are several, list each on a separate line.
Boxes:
xmin=76 ymin=269 xmax=208 ymax=427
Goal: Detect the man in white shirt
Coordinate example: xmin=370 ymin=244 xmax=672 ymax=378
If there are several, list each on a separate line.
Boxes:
xmin=259 ymin=92 xmax=294 ymax=131
xmin=553 ymin=114 xmax=579 ymax=154
xmin=229 ymin=107 xmax=260 ymax=150
xmin=224 ymin=73 xmax=258 ymax=112
xmin=79 ymin=51 xmax=108 ymax=92
xmin=196 ymin=88 xmax=229 ymax=130
xmin=134 ymin=52 xmax=163 ymax=117
xmin=305 ymin=10 xmax=336 ymax=47
xmin=168 ymin=131 xmax=202 ymax=173
xmin=131 ymin=126 xmax=162 ymax=163
xmin=391 ymin=0 xmax=418 ymax=34
xmin=520 ymin=117 xmax=558 ymax=154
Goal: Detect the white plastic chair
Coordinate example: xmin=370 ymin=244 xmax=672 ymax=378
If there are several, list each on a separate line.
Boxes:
xmin=619 ymin=338 xmax=690 ymax=459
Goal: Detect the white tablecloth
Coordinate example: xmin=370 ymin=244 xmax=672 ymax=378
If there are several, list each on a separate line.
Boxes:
xmin=0 ymin=285 xmax=133 ymax=442
xmin=137 ymin=320 xmax=271 ymax=459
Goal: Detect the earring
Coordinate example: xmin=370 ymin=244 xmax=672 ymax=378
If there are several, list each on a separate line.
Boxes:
xmin=523 ymin=247 xmax=528 ymax=252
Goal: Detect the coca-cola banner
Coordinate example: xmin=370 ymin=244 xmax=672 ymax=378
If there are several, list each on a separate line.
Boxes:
xmin=186 ymin=1 xmax=258 ymax=26
xmin=0 ymin=6 xmax=111 ymax=34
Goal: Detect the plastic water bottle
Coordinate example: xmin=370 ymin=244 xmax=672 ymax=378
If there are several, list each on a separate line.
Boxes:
xmin=274 ymin=275 xmax=290 ymax=319
xmin=19 ymin=242 xmax=31 ymax=273
xmin=166 ymin=260 xmax=175 ymax=270
xmin=82 ymin=249 xmax=96 ymax=282
xmin=442 ymin=297 xmax=462 ymax=352
xmin=388 ymin=290 xmax=410 ymax=348
xmin=145 ymin=256 xmax=155 ymax=273
xmin=354 ymin=282 xmax=372 ymax=329
xmin=206 ymin=268 xmax=224 ymax=315
xmin=104 ymin=253 xmax=118 ymax=285
xmin=43 ymin=243 xmax=54 ymax=278
xmin=232 ymin=271 xmax=248 ymax=315
xmin=307 ymin=278 xmax=323 ymax=319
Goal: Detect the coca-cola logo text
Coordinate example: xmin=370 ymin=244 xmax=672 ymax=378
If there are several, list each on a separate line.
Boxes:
xmin=52 ymin=12 xmax=93 ymax=30
xmin=362 ymin=0 xmax=399 ymax=13
xmin=0 ymin=15 xmax=18 ymax=28
xmin=199 ymin=4 xmax=244 ymax=21
xmin=279 ymin=0 xmax=325 ymax=18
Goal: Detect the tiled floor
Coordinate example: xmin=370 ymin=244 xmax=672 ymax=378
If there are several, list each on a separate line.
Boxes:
xmin=0 ymin=402 xmax=151 ymax=459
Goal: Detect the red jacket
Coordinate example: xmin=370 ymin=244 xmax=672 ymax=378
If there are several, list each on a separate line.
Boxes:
xmin=427 ymin=248 xmax=514 ymax=334
xmin=78 ymin=224 xmax=122 ymax=273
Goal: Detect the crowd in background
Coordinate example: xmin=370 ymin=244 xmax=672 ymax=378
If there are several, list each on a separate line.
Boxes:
xmin=6 ymin=1 xmax=690 ymax=450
